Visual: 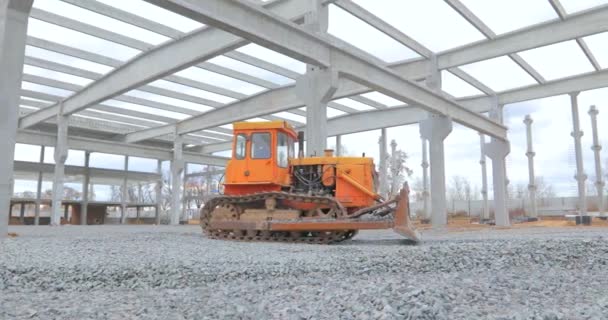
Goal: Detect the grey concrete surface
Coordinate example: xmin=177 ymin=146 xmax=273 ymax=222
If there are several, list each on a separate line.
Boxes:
xmin=1 ymin=225 xmax=607 ymax=319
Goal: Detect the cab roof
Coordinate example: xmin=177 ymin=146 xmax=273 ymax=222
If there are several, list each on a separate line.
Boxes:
xmin=233 ymin=121 xmax=296 ymax=132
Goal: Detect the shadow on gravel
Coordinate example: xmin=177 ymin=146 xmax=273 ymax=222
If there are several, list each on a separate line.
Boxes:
xmin=341 ymin=238 xmax=418 ymax=246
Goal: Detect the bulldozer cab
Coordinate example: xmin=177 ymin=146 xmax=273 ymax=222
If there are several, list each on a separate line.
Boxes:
xmin=224 ymin=121 xmax=298 ymax=194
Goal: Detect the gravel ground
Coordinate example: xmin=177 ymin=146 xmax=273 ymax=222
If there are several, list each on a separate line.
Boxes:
xmin=1 ymin=225 xmax=608 ymax=320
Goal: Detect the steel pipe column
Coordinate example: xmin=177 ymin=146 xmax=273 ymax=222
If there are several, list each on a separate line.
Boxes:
xmin=378 ymin=128 xmax=388 ymax=197
xmin=170 ymin=135 xmax=184 ymax=225
xmin=570 ymin=92 xmax=587 ymax=215
xmin=588 ymin=105 xmax=604 ymax=216
xmin=479 ymin=133 xmax=489 ymax=221
xmin=523 ymin=115 xmax=538 ymax=219
xmin=51 ymin=113 xmax=69 ymax=226
xmin=0 ymin=0 xmax=34 ymax=238
xmin=419 ymin=115 xmax=452 ymax=227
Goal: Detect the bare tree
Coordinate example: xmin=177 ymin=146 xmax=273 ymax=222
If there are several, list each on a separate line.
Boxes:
xmin=22 ymin=190 xmax=36 ymax=199
xmin=110 ymin=185 xmax=121 ymax=202
xmin=387 ymin=140 xmax=413 ymax=197
xmin=447 ymin=176 xmax=480 ymax=214
xmin=536 ymin=176 xmax=556 ymax=206
xmin=328 ymin=143 xmax=350 ymax=156
xmin=140 ymin=184 xmax=155 ymax=203
xmin=448 ymin=176 xmax=468 ymax=202
xmin=160 ymin=169 xmax=173 ymax=214
xmin=63 ymin=186 xmax=82 ymax=201
xmin=411 ymin=177 xmax=425 ymax=202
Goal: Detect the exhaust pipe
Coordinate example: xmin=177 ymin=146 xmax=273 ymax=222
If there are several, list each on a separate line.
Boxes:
xmin=298 ymin=131 xmax=304 ymax=158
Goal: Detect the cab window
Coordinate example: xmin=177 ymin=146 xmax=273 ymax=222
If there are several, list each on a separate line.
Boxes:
xmin=235 ymin=134 xmax=247 ymax=160
xmin=277 ymin=132 xmax=289 ymax=167
xmin=288 ymin=136 xmax=295 ymax=159
xmin=251 ymin=133 xmax=271 ymax=159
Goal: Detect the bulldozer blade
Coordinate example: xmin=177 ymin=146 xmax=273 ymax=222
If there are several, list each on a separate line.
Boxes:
xmin=392 ymin=182 xmax=421 ymax=243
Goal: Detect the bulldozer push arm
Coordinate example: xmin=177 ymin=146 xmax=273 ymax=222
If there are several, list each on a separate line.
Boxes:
xmin=202 ymin=182 xmax=420 ymax=244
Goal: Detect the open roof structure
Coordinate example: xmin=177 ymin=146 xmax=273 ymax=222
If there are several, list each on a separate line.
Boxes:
xmin=2 ymin=0 xmax=608 ymax=233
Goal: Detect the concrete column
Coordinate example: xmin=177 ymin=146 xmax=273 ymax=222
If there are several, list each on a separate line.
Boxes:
xmin=378 ymin=128 xmax=388 ymax=197
xmin=588 ymin=105 xmax=604 ymax=216
xmin=296 ymin=0 xmax=337 ymax=157
xmin=523 ymin=115 xmax=538 ymax=219
xmin=389 ymin=140 xmax=399 ymax=196
xmin=296 ymin=68 xmax=337 ymax=156
xmin=419 ymin=55 xmax=450 ymax=226
xmin=120 ymin=156 xmax=129 ymax=224
xmin=0 ymin=0 xmax=34 ymax=238
xmin=170 ymin=135 xmax=184 ymax=225
xmin=489 ymin=99 xmax=509 ymax=189
xmin=81 ymin=151 xmax=90 ymax=225
xmin=425 ymin=54 xmax=441 ymax=91
xmin=419 ymin=115 xmax=452 ymax=227
xmin=485 ymin=138 xmax=511 ymax=226
xmin=19 ymin=202 xmax=25 ymax=224
xmin=335 ymin=135 xmax=342 ymax=156
xmin=421 ymin=136 xmax=430 ymax=221
xmin=34 ymin=146 xmax=45 ymax=225
xmin=63 ymin=203 xmax=69 ymax=222
xmin=51 ymin=113 xmax=69 ymax=226
xmin=479 ymin=133 xmax=489 ymax=221
xmin=155 ymin=159 xmax=162 ymax=225
xmin=136 ymin=184 xmax=142 ymax=223
xmin=181 ymin=163 xmax=188 ymax=223
xmin=570 ymin=92 xmax=587 ymax=215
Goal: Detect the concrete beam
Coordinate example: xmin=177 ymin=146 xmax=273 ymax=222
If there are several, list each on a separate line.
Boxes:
xmin=16 ymin=130 xmax=228 ymax=166
xmin=151 ymin=5 xmax=608 ymax=146
xmin=13 ymin=161 xmax=160 ymax=182
xmin=201 ymin=69 xmax=608 ymax=153
xmin=146 ymin=0 xmax=506 ymax=140
xmin=1 ymin=0 xmax=33 ymax=237
xmin=18 ymin=0 xmax=309 ymax=129
xmin=548 ymin=0 xmax=602 ymax=71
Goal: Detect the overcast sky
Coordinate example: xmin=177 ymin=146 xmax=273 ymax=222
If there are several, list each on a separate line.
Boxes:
xmin=14 ymin=0 xmax=608 ymax=200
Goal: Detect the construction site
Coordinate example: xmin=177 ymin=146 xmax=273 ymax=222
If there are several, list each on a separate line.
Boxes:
xmin=2 ymin=0 xmax=608 ymax=319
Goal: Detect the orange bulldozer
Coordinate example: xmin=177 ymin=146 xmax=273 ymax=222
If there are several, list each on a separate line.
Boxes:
xmin=200 ymin=121 xmax=420 ymax=244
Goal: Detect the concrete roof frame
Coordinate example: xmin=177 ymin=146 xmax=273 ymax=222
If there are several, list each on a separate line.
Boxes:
xmin=7 ymin=0 xmax=608 ymax=160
